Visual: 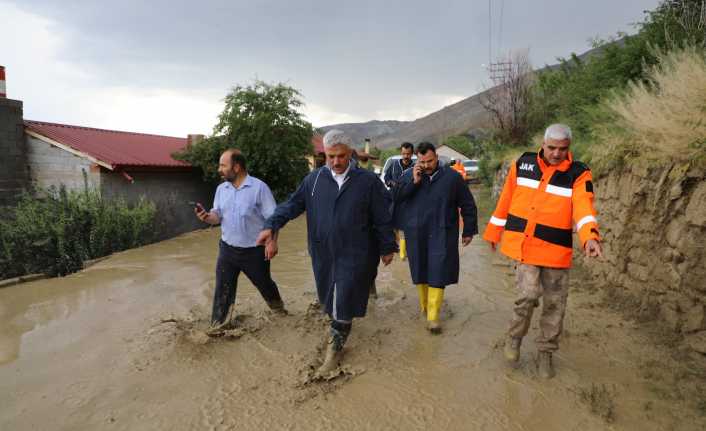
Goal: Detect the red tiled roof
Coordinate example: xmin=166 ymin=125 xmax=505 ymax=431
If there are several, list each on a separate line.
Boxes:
xmin=24 ymin=120 xmax=191 ymax=169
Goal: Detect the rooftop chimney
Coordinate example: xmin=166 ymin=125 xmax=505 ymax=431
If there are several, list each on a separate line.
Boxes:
xmin=187 ymin=134 xmax=204 ymax=146
xmin=0 ymin=70 xmax=27 ymax=206
xmin=0 ymin=66 xmax=6 ymax=98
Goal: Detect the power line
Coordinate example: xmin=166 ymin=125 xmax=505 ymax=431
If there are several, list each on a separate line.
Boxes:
xmin=488 ymin=0 xmax=492 ymax=65
xmin=498 ymin=0 xmax=505 ymax=55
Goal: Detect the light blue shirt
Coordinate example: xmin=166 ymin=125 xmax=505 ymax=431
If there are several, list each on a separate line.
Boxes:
xmin=211 ymin=175 xmax=277 ymax=248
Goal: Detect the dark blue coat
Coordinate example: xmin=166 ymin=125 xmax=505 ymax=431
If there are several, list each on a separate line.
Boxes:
xmin=383 ymin=158 xmax=415 ymax=187
xmin=265 ymin=165 xmax=397 ymax=321
xmin=393 ymin=165 xmax=478 ymax=287
xmin=384 ymin=158 xmax=415 ymax=228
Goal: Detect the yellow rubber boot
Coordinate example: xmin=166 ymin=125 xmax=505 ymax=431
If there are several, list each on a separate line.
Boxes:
xmin=399 ymin=237 xmax=407 ymax=260
xmin=416 ymin=284 xmax=428 ymax=315
xmin=426 ymin=287 xmax=444 ymax=334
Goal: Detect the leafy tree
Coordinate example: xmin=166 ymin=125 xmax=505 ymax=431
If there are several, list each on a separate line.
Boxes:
xmin=175 ymin=81 xmax=314 ymax=201
xmin=481 ymin=50 xmax=536 ymax=146
xmin=642 ymin=0 xmax=706 ymax=49
xmin=528 ymin=0 xmax=706 ymax=142
xmin=477 ymin=0 xmax=706 ymax=181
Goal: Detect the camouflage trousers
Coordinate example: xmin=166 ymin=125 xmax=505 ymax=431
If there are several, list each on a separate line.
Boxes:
xmin=508 ymin=263 xmax=569 ymax=352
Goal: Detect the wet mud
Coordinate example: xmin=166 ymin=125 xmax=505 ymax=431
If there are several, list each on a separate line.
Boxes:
xmin=1 ymin=187 xmax=705 ymax=430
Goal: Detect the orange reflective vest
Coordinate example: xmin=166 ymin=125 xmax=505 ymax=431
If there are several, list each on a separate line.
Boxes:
xmin=482 ymin=150 xmax=600 ymax=268
xmin=452 ymin=161 xmax=466 ymax=180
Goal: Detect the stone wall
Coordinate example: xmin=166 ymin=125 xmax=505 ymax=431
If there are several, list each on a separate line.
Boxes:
xmin=0 ymin=98 xmax=27 ymax=206
xmin=100 ymin=169 xmax=214 ymax=240
xmin=586 ymin=162 xmax=706 ymax=345
xmin=491 ymin=161 xmax=511 ymax=200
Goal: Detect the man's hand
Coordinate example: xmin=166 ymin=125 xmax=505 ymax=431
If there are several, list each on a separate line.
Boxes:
xmin=381 ymin=253 xmax=394 ymax=266
xmin=256 ymin=229 xmax=273 ymax=246
xmin=489 ymin=241 xmax=497 ymax=252
xmin=264 ymin=239 xmax=278 ymax=260
xmin=412 ymin=164 xmax=423 ymax=184
xmin=461 ymin=236 xmax=473 ymax=247
xmin=584 ymin=239 xmax=603 ymax=258
xmin=195 ymin=206 xmax=212 ymax=223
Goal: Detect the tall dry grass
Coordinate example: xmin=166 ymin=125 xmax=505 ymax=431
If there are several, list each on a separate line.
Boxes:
xmin=592 ymin=47 xmax=706 ymax=170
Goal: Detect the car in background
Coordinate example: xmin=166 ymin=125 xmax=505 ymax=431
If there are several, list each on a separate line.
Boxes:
xmin=463 ymin=159 xmax=479 ymax=182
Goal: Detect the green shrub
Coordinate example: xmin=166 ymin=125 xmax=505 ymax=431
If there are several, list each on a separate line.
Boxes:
xmin=476 ymin=139 xmax=527 ymax=186
xmin=0 ymin=186 xmax=156 ymax=279
xmin=174 ymin=81 xmax=313 ymax=201
xmin=589 ymin=47 xmax=706 ymax=173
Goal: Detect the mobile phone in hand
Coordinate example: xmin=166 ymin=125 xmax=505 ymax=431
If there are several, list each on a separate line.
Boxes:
xmin=189 ymin=201 xmax=206 ymax=212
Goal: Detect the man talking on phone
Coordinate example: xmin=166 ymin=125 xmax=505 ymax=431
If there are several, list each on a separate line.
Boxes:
xmin=195 ymin=149 xmax=285 ymax=335
xmin=392 ymin=142 xmax=477 ymax=334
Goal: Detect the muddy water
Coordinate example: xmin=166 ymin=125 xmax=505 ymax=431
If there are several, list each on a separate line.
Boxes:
xmin=1 ymin=187 xmax=703 ymax=430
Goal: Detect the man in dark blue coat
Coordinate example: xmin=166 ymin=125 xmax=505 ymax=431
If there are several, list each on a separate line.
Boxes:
xmin=257 ymin=129 xmax=397 ymax=375
xmin=393 ymin=142 xmax=478 ymax=334
xmin=383 ymin=142 xmax=415 ymax=261
xmin=383 ymin=142 xmax=415 ymax=188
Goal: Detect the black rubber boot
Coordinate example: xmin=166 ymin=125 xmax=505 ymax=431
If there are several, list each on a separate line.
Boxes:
xmin=317 ymin=321 xmax=351 ymax=375
xmin=267 ymin=299 xmax=287 ymax=315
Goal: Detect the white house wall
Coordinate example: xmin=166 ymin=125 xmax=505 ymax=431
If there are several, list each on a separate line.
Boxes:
xmin=26 ymin=135 xmax=101 ymax=192
xmin=436 ymin=146 xmax=468 ymax=161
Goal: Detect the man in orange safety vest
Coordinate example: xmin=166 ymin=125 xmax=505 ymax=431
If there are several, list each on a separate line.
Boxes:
xmin=483 ymin=124 xmax=603 ymax=379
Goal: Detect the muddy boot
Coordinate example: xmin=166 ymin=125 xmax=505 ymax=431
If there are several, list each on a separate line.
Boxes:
xmin=504 ymin=336 xmax=522 ymax=362
xmin=316 ymin=321 xmax=351 ymax=376
xmin=538 ymin=351 xmax=555 ymax=379
xmin=427 ymin=320 xmax=442 ymax=334
xmin=426 ymin=287 xmax=444 ymax=334
xmin=317 ymin=339 xmax=343 ymax=375
xmin=416 ymin=284 xmax=428 ymax=319
xmin=206 ymin=321 xmax=229 ymax=337
xmin=267 ymin=299 xmax=288 ymax=316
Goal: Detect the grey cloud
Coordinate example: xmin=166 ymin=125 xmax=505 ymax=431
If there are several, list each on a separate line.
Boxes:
xmin=9 ymin=0 xmax=661 ymax=122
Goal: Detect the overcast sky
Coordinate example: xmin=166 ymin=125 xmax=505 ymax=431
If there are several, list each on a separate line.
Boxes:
xmin=1 ymin=0 xmax=661 ymax=137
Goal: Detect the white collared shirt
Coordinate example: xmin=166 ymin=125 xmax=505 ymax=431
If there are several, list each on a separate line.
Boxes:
xmin=211 ymin=174 xmax=277 ymax=247
xmin=331 ymin=163 xmax=351 ymax=189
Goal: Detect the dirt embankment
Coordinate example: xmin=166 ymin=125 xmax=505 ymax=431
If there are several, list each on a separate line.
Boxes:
xmin=588 ymin=162 xmax=706 ymax=354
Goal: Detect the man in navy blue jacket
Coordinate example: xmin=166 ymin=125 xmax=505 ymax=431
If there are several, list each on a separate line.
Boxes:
xmin=393 ymin=142 xmax=478 ymax=334
xmin=257 ymin=130 xmax=397 ymax=375
xmin=383 ymin=142 xmax=415 ymax=188
xmin=383 ymin=142 xmax=415 ymax=261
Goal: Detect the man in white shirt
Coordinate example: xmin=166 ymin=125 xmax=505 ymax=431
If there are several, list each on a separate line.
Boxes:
xmin=195 ymin=149 xmax=284 ymax=335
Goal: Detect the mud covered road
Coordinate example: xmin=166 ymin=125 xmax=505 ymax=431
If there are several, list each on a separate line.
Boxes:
xmin=1 ymin=188 xmax=704 ymax=430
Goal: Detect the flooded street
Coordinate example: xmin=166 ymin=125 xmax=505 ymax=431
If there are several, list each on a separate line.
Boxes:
xmin=1 ymin=187 xmax=704 ymax=430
